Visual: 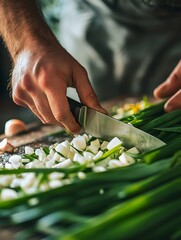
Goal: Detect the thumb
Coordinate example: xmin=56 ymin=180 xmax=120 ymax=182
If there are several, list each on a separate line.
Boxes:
xmin=74 ymin=67 xmax=108 ymax=115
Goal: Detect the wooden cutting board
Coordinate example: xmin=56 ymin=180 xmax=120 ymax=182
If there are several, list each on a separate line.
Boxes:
xmin=0 ymin=123 xmax=63 ymax=148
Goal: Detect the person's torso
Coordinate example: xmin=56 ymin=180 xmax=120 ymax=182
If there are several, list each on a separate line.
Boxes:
xmin=41 ymin=0 xmax=181 ymax=100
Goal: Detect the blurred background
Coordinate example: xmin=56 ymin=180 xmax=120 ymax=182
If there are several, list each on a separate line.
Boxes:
xmin=0 ymin=38 xmax=37 ymax=134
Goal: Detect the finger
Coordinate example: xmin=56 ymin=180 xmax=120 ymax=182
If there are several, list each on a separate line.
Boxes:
xmin=12 ymin=87 xmax=45 ymax=123
xmin=73 ymin=66 xmax=108 ymax=114
xmin=21 ymin=76 xmax=61 ymax=125
xmin=43 ymin=78 xmax=81 ymax=133
xmin=164 ymin=89 xmax=181 ymax=112
xmin=29 ymin=90 xmax=58 ymax=124
xmin=154 ymin=61 xmax=181 ymax=99
xmin=15 ymin=93 xmax=64 ymax=128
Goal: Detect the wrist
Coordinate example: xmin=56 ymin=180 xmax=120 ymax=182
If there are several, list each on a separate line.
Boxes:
xmin=0 ymin=0 xmax=60 ymax=61
xmin=17 ymin=26 xmax=60 ymax=59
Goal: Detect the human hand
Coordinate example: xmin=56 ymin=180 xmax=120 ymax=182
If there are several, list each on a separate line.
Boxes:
xmin=154 ymin=60 xmax=181 ymax=112
xmin=11 ymin=44 xmax=106 ymax=133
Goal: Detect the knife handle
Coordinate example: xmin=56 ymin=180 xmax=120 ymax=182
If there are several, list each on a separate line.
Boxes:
xmin=67 ymin=96 xmax=83 ymax=121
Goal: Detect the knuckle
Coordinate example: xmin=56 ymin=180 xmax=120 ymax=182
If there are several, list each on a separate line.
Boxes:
xmin=54 ymin=112 xmax=67 ymax=123
xmin=35 ymin=63 xmax=56 ymax=89
xmin=22 ymin=75 xmax=35 ymax=92
xmin=80 ymin=66 xmax=88 ymax=77
xmin=43 ymin=117 xmax=57 ymax=125
xmin=169 ymin=72 xmax=180 ymax=85
xmin=39 ymin=75 xmax=51 ymax=89
xmin=75 ymin=64 xmax=88 ymax=79
xmin=167 ymin=60 xmax=181 ymax=86
xmin=85 ymin=91 xmax=98 ymax=104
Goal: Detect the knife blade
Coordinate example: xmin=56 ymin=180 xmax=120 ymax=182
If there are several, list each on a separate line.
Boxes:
xmin=67 ymin=97 xmax=165 ymax=152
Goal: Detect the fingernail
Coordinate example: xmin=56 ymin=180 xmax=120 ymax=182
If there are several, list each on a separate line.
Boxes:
xmin=164 ymin=103 xmax=173 ymax=112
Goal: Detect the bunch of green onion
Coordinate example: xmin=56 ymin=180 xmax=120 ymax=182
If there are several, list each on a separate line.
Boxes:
xmin=0 ymin=100 xmax=180 ymax=240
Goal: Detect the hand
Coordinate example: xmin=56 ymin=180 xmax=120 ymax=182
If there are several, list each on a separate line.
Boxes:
xmin=0 ymin=1 xmax=106 ymax=133
xmin=11 ymin=44 xmax=106 ymax=133
xmin=154 ymin=60 xmax=181 ymax=112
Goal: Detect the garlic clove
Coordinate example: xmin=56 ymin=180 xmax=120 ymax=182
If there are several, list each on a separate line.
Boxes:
xmin=0 ymin=138 xmax=15 ymax=153
xmin=4 ymin=119 xmax=27 ymax=137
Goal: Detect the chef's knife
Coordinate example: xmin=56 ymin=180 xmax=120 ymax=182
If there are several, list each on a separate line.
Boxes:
xmin=67 ymin=97 xmax=165 ymax=152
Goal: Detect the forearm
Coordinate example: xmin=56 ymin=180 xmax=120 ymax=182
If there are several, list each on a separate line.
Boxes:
xmin=0 ymin=0 xmax=59 ymax=60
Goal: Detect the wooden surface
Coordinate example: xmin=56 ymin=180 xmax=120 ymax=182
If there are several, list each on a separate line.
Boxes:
xmin=0 ymin=124 xmax=62 ymax=148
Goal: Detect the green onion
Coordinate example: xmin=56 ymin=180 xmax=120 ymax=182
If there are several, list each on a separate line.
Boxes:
xmin=142 ymin=137 xmax=181 ymax=164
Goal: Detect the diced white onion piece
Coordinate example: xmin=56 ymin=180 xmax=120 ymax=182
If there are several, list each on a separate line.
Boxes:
xmin=45 ymin=159 xmax=56 ymax=168
xmin=25 ymin=160 xmax=45 ymax=169
xmin=25 ymin=162 xmax=34 ymax=169
xmin=77 ymin=172 xmax=86 ymax=179
xmin=49 ymin=180 xmax=63 ymax=188
xmin=23 ymin=187 xmax=37 ymax=194
xmin=96 ymin=158 xmax=109 ymax=167
xmin=49 ymin=172 xmax=65 ymax=180
xmin=10 ymin=178 xmax=21 ymax=188
xmin=90 ymin=139 xmax=100 ymax=149
xmin=49 ymin=148 xmax=55 ymax=155
xmin=93 ymin=151 xmax=103 ymax=160
xmin=86 ymin=145 xmax=99 ymax=154
xmin=28 ymin=197 xmax=39 ymax=206
xmin=1 ymin=188 xmax=18 ymax=200
xmin=24 ymin=146 xmax=34 ymax=155
xmin=93 ymin=166 xmax=106 ymax=173
xmin=35 ymin=149 xmax=46 ymax=161
xmin=61 ymin=140 xmax=71 ymax=148
xmin=71 ymin=135 xmax=86 ymax=150
xmin=5 ymin=162 xmax=13 ymax=169
xmin=53 ymin=159 xmax=72 ymax=168
xmin=108 ymin=159 xmax=123 ymax=168
xmin=73 ymin=153 xmax=88 ymax=165
xmin=82 ymin=134 xmax=89 ymax=141
xmin=9 ymin=155 xmax=22 ymax=169
xmin=107 ymin=137 xmax=122 ymax=150
xmin=39 ymin=184 xmax=49 ymax=192
xmin=20 ymin=173 xmax=36 ymax=189
xmin=83 ymin=151 xmax=94 ymax=161
xmin=119 ymin=152 xmax=135 ymax=166
xmin=55 ymin=144 xmax=74 ymax=160
xmin=0 ymin=175 xmax=14 ymax=187
xmin=21 ymin=158 xmax=30 ymax=163
xmin=9 ymin=155 xmax=22 ymax=162
xmin=59 ymin=157 xmax=66 ymax=162
xmin=52 ymin=152 xmax=61 ymax=162
xmin=100 ymin=141 xmax=109 ymax=150
xmin=127 ymin=147 xmax=139 ymax=154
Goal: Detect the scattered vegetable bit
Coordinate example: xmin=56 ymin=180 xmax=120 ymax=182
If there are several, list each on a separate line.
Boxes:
xmin=0 ymin=138 xmax=15 ymax=153
xmin=4 ymin=119 xmax=27 ymax=137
